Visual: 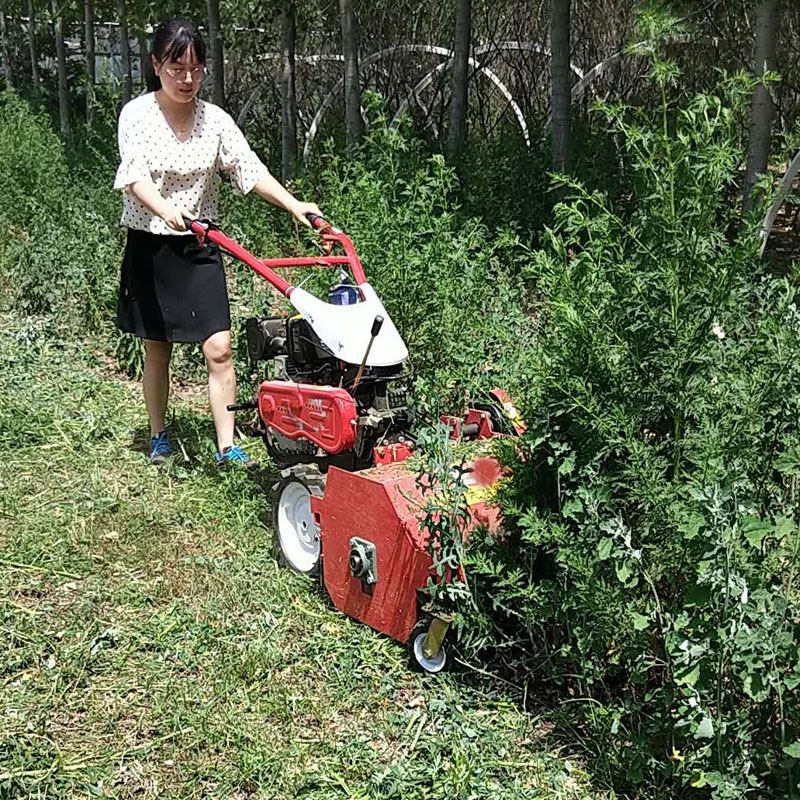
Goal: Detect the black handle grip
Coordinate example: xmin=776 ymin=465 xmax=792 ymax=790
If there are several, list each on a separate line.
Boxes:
xmin=371 ymin=315 xmax=384 ymax=337
xmin=306 ymin=213 xmax=327 ymax=230
xmin=226 ymin=401 xmax=258 ymax=412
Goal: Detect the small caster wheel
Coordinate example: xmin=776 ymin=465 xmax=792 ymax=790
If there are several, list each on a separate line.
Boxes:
xmin=408 ymin=618 xmax=449 ymax=674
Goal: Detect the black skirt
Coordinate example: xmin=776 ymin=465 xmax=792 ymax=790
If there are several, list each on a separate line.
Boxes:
xmin=116 ymin=228 xmax=231 ymax=343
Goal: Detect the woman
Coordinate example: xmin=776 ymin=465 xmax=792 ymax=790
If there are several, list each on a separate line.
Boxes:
xmin=114 ymin=17 xmax=322 ymax=466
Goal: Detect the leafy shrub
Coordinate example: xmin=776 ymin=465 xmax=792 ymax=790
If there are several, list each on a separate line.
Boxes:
xmin=0 ymin=90 xmax=121 ymax=331
xmin=464 ymin=61 xmax=800 ymax=797
xmin=309 ymin=101 xmax=535 ymax=411
xmin=459 ymin=117 xmax=626 ymax=240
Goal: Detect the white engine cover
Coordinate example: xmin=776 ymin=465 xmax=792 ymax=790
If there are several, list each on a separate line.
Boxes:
xmin=289 ymin=283 xmax=409 ymax=367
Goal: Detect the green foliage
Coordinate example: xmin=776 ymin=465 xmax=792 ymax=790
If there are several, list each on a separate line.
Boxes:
xmin=413 ymin=422 xmax=473 ymax=610
xmin=459 ymin=118 xmax=627 ymax=240
xmin=0 ymin=90 xmax=121 ymax=330
xmin=309 ymin=103 xmax=535 ymax=411
xmin=464 ymin=64 xmax=800 ymax=797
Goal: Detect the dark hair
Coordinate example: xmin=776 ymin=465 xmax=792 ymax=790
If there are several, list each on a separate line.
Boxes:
xmin=144 ymin=18 xmax=206 ymax=92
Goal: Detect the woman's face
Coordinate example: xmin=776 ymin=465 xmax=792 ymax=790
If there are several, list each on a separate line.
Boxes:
xmin=153 ymin=45 xmax=205 ymax=104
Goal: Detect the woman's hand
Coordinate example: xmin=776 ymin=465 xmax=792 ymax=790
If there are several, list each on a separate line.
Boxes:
xmin=162 ymin=204 xmax=197 ymax=232
xmin=287 ymin=200 xmax=324 ymax=228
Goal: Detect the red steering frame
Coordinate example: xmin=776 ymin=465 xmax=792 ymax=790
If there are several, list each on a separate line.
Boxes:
xmin=189 ymin=215 xmax=367 ymax=299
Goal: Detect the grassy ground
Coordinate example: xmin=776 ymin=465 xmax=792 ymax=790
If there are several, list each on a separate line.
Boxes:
xmin=0 ymin=313 xmax=603 ymax=800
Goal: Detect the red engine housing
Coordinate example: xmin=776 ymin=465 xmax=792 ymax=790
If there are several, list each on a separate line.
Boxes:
xmin=257 ymin=381 xmax=357 ymax=454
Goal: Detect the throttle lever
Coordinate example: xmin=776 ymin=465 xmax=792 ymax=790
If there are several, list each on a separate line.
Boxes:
xmin=351 ymin=315 xmax=384 ymax=392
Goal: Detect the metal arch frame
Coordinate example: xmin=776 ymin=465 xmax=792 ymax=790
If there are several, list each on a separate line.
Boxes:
xmin=236 ymin=53 xmax=385 ymax=131
xmin=389 ymin=53 xmax=531 ymax=147
xmin=242 ymin=42 xmax=588 ymax=156
xmin=241 ymin=35 xmax=719 ymax=159
xmin=569 ymin=34 xmax=717 ymax=105
xmin=303 ymin=43 xmax=581 ymax=158
xmin=759 ymin=148 xmax=800 ymax=257
xmin=567 ymin=42 xmax=647 ymax=106
xmin=238 ymin=51 xmax=388 ymax=132
xmin=303 ymin=45 xmax=456 ymax=161
xmin=389 ymin=35 xmax=714 ymax=135
xmin=238 ymin=53 xmax=346 ymax=129
xmin=388 ymin=41 xmax=587 ymax=139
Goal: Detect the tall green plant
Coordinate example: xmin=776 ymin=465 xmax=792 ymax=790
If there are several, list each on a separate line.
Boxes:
xmin=466 ymin=56 xmax=800 ymax=797
xmin=0 ymin=90 xmax=120 ymax=328
xmin=311 ymin=97 xmax=534 ymax=410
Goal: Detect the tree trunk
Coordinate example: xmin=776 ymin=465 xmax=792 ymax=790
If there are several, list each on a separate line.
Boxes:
xmin=137 ymin=30 xmax=147 ymax=89
xmin=85 ymin=0 xmax=95 ymax=125
xmin=53 ymin=5 xmax=69 ymax=136
xmin=446 ymin=0 xmax=471 ymax=166
xmin=206 ymin=0 xmax=225 ymax=106
xmin=743 ymin=0 xmax=781 ymax=213
xmin=0 ymin=8 xmax=14 ymax=90
xmin=339 ymin=0 xmax=364 ymax=149
xmin=280 ymin=0 xmax=298 ymax=182
xmin=116 ymin=0 xmax=131 ymax=105
xmin=28 ymin=0 xmax=40 ymax=91
xmin=550 ymin=0 xmax=571 ymax=176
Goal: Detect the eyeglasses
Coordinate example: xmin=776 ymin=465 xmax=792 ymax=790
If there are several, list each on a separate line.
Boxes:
xmin=162 ymin=64 xmax=206 ymax=80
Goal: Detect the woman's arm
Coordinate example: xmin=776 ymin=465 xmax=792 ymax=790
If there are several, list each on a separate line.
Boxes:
xmin=252 ymin=173 xmax=323 ymax=228
xmin=216 ymin=108 xmax=323 ymax=226
xmin=128 ymin=179 xmax=196 ymax=232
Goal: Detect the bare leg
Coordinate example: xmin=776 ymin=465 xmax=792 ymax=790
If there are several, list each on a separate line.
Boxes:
xmin=143 ymin=339 xmax=173 ymax=436
xmin=203 ymin=330 xmax=236 ymax=452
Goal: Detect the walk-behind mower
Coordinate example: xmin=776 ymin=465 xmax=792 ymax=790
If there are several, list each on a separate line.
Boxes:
xmin=190 ymin=216 xmax=521 ymax=672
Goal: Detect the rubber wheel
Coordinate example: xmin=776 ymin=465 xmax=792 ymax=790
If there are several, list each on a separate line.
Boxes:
xmin=273 ymin=474 xmax=324 ymax=575
xmin=408 ymin=619 xmax=448 ymax=674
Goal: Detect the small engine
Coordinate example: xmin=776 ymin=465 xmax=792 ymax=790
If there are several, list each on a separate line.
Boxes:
xmin=245 ymin=314 xmax=411 ymax=470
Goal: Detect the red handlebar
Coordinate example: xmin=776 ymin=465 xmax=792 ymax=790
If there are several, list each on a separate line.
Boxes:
xmin=189 ymin=215 xmax=368 ymax=297
xmin=189 ymin=219 xmax=293 ymax=296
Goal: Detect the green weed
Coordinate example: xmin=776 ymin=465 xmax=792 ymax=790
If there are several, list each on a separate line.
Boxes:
xmin=464 ymin=57 xmax=800 ymax=798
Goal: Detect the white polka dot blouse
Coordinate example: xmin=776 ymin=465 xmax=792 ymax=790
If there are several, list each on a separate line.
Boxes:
xmin=114 ymin=92 xmax=270 ymax=236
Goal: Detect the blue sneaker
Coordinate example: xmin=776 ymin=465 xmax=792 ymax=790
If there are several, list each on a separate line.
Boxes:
xmin=149 ymin=430 xmax=173 ymax=465
xmin=215 ymin=445 xmax=258 ymax=469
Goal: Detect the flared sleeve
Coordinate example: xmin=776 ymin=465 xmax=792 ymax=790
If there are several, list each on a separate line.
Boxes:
xmin=217 ymin=111 xmax=270 ymax=195
xmin=113 ymin=103 xmax=152 ymax=190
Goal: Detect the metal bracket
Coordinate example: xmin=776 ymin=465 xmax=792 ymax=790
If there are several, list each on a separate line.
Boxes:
xmin=423 ymin=616 xmax=451 ymax=661
xmin=349 ymin=537 xmax=378 ymax=586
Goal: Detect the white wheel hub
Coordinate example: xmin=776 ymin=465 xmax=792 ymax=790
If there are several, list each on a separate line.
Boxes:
xmin=277 ymin=481 xmax=320 ymax=572
xmin=413 ymin=632 xmax=447 ymax=673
